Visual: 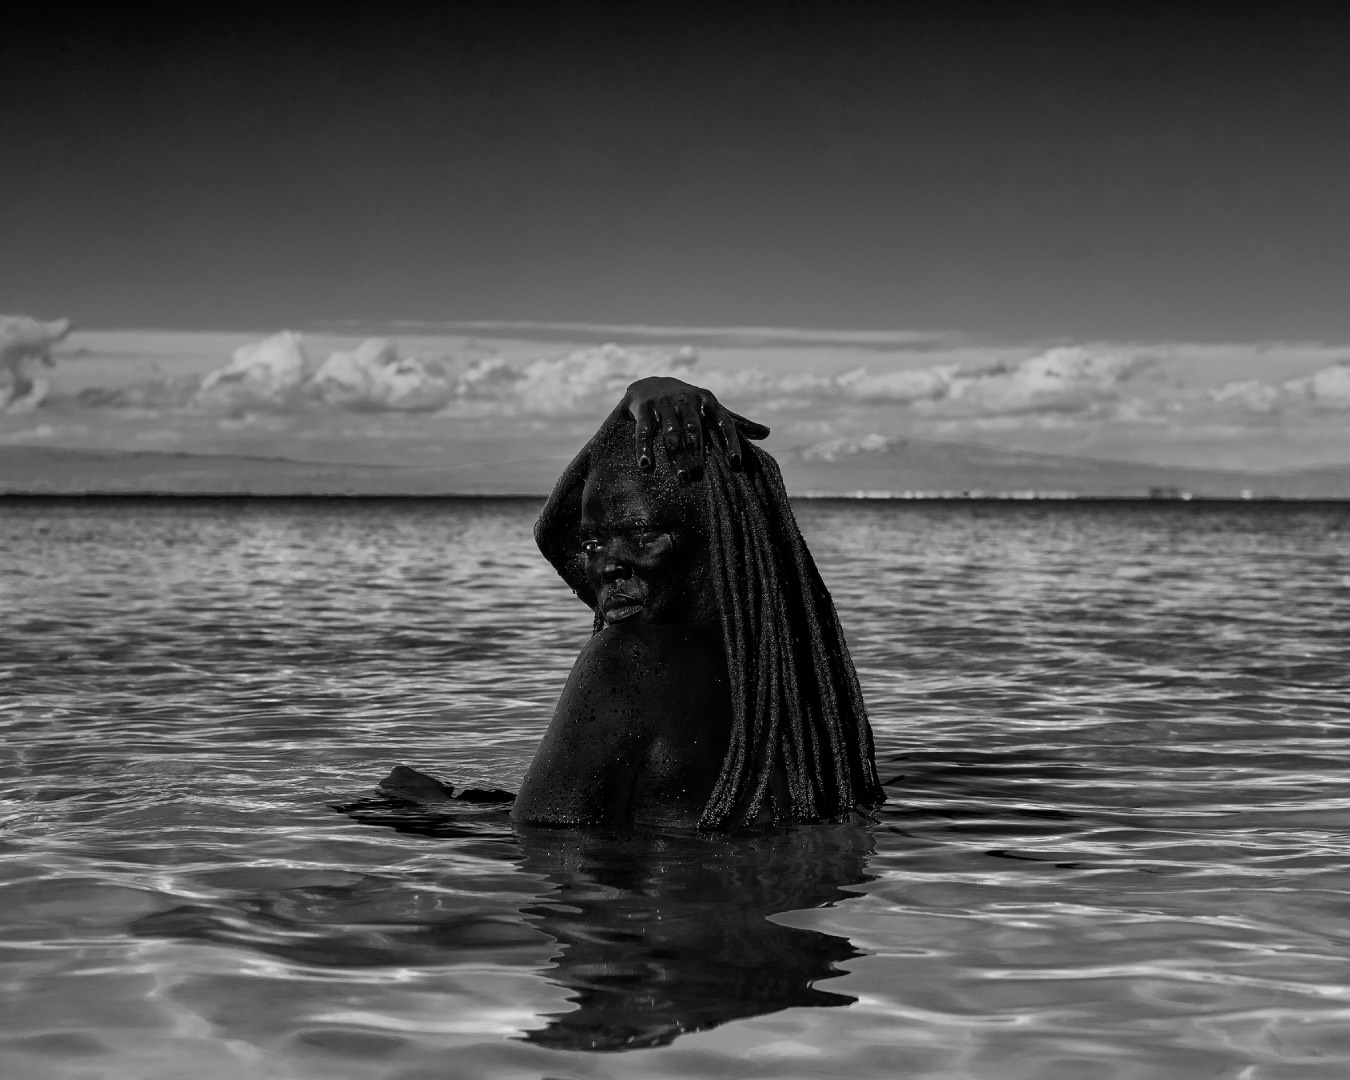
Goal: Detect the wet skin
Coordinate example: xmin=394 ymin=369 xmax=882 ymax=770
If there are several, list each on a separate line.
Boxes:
xmin=511 ymin=460 xmax=733 ymax=828
xmin=578 ymin=462 xmax=716 ymax=627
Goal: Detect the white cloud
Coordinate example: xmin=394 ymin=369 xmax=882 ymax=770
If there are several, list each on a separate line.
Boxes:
xmin=799 ymin=434 xmax=904 ymax=462
xmin=832 ymin=365 xmax=959 ymax=403
xmin=1 ymin=313 xmax=70 ymax=412
xmin=1209 ymin=379 xmax=1283 ymax=412
xmin=1210 ymin=358 xmax=1350 ymax=413
xmin=453 ymin=342 xmax=700 ymax=415
xmin=921 ymin=348 xmax=1154 ymax=415
xmin=1285 ymin=360 xmax=1350 ymax=408
xmin=312 ymin=338 xmax=453 ymax=411
xmin=197 ymin=331 xmax=310 ymax=411
xmin=192 ymin=332 xmax=455 ymax=413
xmin=0 ymin=314 xmax=70 ymax=366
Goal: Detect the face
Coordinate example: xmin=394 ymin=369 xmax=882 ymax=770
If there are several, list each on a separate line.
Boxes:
xmin=579 ymin=463 xmax=715 ymax=626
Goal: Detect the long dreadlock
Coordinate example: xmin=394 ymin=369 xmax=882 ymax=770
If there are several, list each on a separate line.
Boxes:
xmin=535 ymin=406 xmax=884 ymax=830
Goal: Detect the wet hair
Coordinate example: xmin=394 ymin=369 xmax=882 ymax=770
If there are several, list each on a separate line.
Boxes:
xmin=536 ymin=405 xmax=884 ymax=829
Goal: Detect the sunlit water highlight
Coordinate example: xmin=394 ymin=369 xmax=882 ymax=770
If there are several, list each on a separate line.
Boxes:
xmin=2 ymin=498 xmax=1348 ymax=1079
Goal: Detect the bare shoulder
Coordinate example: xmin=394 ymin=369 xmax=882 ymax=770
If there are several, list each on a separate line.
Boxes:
xmin=509 ymin=628 xmax=657 ymax=826
xmin=510 ymin=622 xmax=729 ymax=827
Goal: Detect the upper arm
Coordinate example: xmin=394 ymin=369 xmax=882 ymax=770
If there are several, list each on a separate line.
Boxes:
xmin=533 ymin=447 xmax=595 ymax=609
xmin=534 ymin=400 xmax=629 ymax=610
xmin=511 ymin=631 xmax=651 ymax=826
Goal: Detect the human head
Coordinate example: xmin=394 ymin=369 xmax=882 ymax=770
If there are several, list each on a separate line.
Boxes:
xmin=580 ymin=413 xmax=715 ymax=626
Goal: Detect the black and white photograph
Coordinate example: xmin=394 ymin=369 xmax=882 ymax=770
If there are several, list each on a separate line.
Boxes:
xmin=2 ymin=4 xmax=1349 ymax=1077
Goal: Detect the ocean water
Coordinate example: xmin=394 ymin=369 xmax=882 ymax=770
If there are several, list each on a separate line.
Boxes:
xmin=2 ymin=497 xmax=1349 ymax=1080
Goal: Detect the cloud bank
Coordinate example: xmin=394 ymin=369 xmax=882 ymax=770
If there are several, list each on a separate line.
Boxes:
xmin=686 ymin=345 xmax=1157 ymax=418
xmin=78 ymin=333 xmax=702 ymax=417
xmin=36 ymin=328 xmax=1350 ymax=459
xmin=5 ymin=323 xmax=1348 ymax=481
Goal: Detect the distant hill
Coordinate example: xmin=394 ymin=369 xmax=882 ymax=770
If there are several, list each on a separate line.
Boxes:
xmin=1 ymin=438 xmax=1346 ymax=498
xmin=0 ymin=446 xmax=556 ymax=496
xmin=779 ymin=435 xmax=1350 ymax=499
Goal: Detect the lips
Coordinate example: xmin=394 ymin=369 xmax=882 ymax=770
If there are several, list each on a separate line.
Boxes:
xmin=602 ymin=592 xmax=645 ymax=622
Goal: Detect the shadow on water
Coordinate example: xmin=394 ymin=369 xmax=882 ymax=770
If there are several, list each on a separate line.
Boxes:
xmin=512 ymin=819 xmax=874 ymax=1052
xmin=131 ymin=795 xmax=877 ymax=1054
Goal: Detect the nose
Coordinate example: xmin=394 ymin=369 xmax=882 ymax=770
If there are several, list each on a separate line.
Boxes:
xmin=601 ymin=541 xmax=633 ymax=583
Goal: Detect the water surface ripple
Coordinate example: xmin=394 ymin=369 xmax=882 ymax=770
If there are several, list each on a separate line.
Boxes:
xmin=1 ymin=499 xmax=1348 ymax=1079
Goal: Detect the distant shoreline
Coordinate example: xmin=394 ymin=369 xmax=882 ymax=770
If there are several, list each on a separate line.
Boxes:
xmin=3 ymin=492 xmax=1347 ymax=507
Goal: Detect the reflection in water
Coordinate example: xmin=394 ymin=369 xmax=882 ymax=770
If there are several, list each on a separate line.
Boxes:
xmin=131 ymin=797 xmax=876 ymax=1054
xmin=514 ymin=820 xmax=875 ymax=1052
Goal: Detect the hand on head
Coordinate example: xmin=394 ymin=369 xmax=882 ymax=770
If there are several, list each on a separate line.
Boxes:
xmin=622 ymin=377 xmax=770 ymax=483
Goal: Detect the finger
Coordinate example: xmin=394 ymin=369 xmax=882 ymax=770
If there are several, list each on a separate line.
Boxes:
xmin=707 ymin=400 xmax=744 ymax=470
xmin=634 ymin=401 xmax=658 ymax=472
xmin=726 ymin=409 xmax=771 ymax=440
xmin=678 ymin=394 xmax=704 ymax=482
xmin=691 ymin=388 xmax=741 ymax=471
xmin=660 ymin=398 xmax=684 ymax=478
xmin=663 ymin=394 xmax=696 ymax=483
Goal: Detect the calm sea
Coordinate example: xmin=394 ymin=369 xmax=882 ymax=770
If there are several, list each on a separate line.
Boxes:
xmin=2 ymin=498 xmax=1349 ymax=1079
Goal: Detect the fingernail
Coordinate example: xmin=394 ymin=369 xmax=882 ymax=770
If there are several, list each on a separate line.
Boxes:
xmin=639 ymin=455 xmax=652 ymax=470
xmin=677 ymin=468 xmax=689 ymax=484
xmin=729 ymin=452 xmax=742 ymax=469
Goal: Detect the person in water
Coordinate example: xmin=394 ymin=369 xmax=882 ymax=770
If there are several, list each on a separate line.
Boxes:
xmin=507 ymin=377 xmax=884 ymax=830
xmin=379 ymin=378 xmax=882 ymax=827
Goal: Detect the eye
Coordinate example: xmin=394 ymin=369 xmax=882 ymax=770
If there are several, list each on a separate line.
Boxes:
xmin=634 ymin=529 xmax=663 ymax=547
xmin=579 ymin=538 xmax=601 ymax=555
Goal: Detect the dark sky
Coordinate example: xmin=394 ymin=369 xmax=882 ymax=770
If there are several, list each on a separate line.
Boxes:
xmin=3 ymin=3 xmax=1348 ymax=339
